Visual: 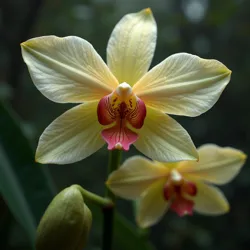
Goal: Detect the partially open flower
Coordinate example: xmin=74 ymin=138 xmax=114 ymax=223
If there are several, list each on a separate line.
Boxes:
xmin=36 ymin=185 xmax=92 ymax=250
xmin=21 ymin=9 xmax=231 ymax=164
xmin=106 ymin=144 xmax=246 ymax=228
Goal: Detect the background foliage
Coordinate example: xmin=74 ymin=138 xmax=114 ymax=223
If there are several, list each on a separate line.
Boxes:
xmin=0 ymin=0 xmax=249 ymax=249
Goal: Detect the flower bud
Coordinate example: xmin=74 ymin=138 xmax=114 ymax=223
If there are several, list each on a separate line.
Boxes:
xmin=36 ymin=185 xmax=92 ymax=250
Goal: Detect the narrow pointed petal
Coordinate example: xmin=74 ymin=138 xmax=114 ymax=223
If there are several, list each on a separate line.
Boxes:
xmin=106 ymin=156 xmax=168 ymax=199
xmin=136 ymin=179 xmax=168 ymax=228
xmin=177 ymin=144 xmax=246 ymax=185
xmin=21 ymin=36 xmax=118 ymax=103
xmin=133 ymin=107 xmax=198 ymax=162
xmin=133 ymin=53 xmax=231 ymax=116
xmin=107 ymin=8 xmax=157 ymax=86
xmin=36 ymin=101 xmax=104 ymax=164
xmin=192 ymin=181 xmax=229 ymax=215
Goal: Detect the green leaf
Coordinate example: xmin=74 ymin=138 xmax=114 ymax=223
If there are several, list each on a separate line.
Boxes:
xmin=0 ymin=146 xmax=36 ymax=244
xmin=0 ymin=102 xmax=56 ymax=245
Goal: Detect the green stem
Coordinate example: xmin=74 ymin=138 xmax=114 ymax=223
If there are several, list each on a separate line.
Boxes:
xmin=105 ymin=150 xmax=122 ymax=199
xmin=102 ymin=150 xmax=122 ymax=250
xmin=73 ymin=184 xmax=113 ymax=208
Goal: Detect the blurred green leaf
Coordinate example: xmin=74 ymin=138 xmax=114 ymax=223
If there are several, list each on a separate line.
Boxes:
xmin=0 ymin=146 xmax=36 ymax=244
xmin=0 ymin=102 xmax=56 ymax=246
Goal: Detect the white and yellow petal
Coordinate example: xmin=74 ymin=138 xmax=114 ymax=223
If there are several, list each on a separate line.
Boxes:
xmin=107 ymin=8 xmax=157 ymax=86
xmin=133 ymin=107 xmax=198 ymax=162
xmin=106 ymin=156 xmax=168 ymax=199
xmin=133 ymin=53 xmax=231 ymax=117
xmin=36 ymin=101 xmax=104 ymax=164
xmin=177 ymin=144 xmax=246 ymax=185
xmin=191 ymin=181 xmax=229 ymax=215
xmin=21 ymin=36 xmax=118 ymax=103
xmin=136 ymin=179 xmax=169 ymax=228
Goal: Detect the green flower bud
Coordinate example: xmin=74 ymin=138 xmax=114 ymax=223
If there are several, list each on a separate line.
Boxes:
xmin=36 ymin=185 xmax=92 ymax=250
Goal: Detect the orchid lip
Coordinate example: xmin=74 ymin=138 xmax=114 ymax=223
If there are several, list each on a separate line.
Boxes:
xmin=97 ymin=84 xmax=146 ymax=151
xmin=163 ymin=170 xmax=197 ymax=216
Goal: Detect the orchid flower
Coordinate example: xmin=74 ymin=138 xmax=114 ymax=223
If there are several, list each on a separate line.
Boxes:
xmin=106 ymin=144 xmax=246 ymax=228
xmin=21 ymin=8 xmax=231 ymax=164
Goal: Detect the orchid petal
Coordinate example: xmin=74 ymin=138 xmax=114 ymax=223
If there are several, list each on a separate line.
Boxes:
xmin=21 ymin=36 xmax=118 ymax=103
xmin=133 ymin=107 xmax=198 ymax=162
xmin=133 ymin=53 xmax=231 ymax=116
xmin=106 ymin=156 xmax=168 ymax=199
xmin=107 ymin=8 xmax=157 ymax=86
xmin=192 ymin=181 xmax=229 ymax=215
xmin=136 ymin=179 xmax=168 ymax=228
xmin=177 ymin=144 xmax=246 ymax=185
xmin=36 ymin=101 xmax=104 ymax=164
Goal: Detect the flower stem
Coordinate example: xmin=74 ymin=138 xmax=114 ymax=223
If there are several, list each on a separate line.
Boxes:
xmin=73 ymin=184 xmax=113 ymax=208
xmin=102 ymin=150 xmax=122 ymax=250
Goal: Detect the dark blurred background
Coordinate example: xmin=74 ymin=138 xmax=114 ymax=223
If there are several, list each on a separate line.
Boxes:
xmin=0 ymin=0 xmax=249 ymax=250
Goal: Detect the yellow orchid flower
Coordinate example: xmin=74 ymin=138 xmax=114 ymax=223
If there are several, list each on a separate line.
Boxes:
xmin=106 ymin=144 xmax=246 ymax=228
xmin=21 ymin=9 xmax=231 ymax=164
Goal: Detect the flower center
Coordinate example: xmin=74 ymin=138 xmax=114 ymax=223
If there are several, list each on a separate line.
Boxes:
xmin=97 ymin=82 xmax=146 ymax=151
xmin=163 ymin=170 xmax=197 ymax=216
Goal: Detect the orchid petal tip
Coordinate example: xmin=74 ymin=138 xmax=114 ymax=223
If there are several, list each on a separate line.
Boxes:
xmin=20 ymin=41 xmax=29 ymax=47
xmin=142 ymin=7 xmax=153 ymax=17
xmin=144 ymin=8 xmax=152 ymax=14
xmin=35 ymin=152 xmax=45 ymax=164
xmin=240 ymin=153 xmax=247 ymax=161
xmin=225 ymin=204 xmax=230 ymax=213
xmin=35 ymin=156 xmax=41 ymax=163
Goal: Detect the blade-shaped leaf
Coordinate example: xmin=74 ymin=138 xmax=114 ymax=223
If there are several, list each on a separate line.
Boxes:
xmin=0 ymin=146 xmax=36 ymax=244
xmin=0 ymin=102 xmax=56 ymax=245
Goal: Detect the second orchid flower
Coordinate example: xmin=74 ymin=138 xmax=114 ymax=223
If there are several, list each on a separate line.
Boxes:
xmin=106 ymin=144 xmax=246 ymax=228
